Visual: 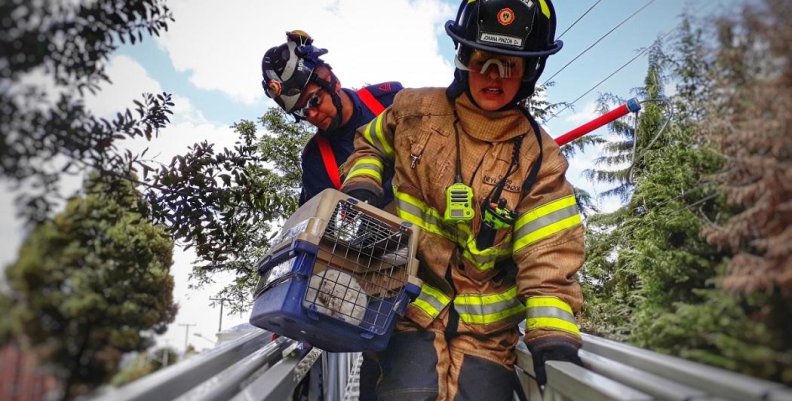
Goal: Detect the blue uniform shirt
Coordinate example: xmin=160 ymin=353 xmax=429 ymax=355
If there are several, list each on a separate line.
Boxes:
xmin=299 ymin=82 xmax=403 ymax=205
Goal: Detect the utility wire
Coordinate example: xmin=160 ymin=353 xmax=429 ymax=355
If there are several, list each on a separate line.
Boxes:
xmin=546 ymin=0 xmax=731 ymax=122
xmin=545 ymin=19 xmax=679 ymax=122
xmin=544 ymin=0 xmax=656 ymax=86
xmin=556 ymin=0 xmax=604 ymax=40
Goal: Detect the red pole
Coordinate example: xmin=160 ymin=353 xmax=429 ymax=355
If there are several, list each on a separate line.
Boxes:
xmin=554 ymin=98 xmax=641 ymax=146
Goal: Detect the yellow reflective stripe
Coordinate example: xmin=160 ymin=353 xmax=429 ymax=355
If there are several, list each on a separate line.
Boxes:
xmin=455 ymin=287 xmax=525 ymax=325
xmin=538 ymin=0 xmax=551 ymax=18
xmin=351 ymin=157 xmax=383 ymax=170
xmin=347 ymin=158 xmax=383 ymax=182
xmin=526 ymin=296 xmax=573 ymax=314
xmin=395 ymin=191 xmax=455 ymax=240
xmin=455 ymin=286 xmax=517 ymax=305
xmin=374 ymin=115 xmax=394 ymax=159
xmin=421 ymin=284 xmax=452 ymax=305
xmin=412 ymin=299 xmax=441 ymax=318
xmin=461 ymin=250 xmax=506 ymax=271
xmin=411 ymin=284 xmax=451 ymax=319
xmin=526 ymin=317 xmax=580 ymax=335
xmin=346 ymin=168 xmax=381 ymax=181
xmin=458 ymin=304 xmax=525 ymax=325
xmin=362 ymin=115 xmax=394 ymax=160
xmin=515 ymin=195 xmax=577 ymax=229
xmin=461 ymin=235 xmax=512 ymax=271
xmin=525 ymin=296 xmax=580 ymax=335
xmin=513 ymin=195 xmax=582 ymax=251
xmin=514 ymin=214 xmax=582 ymax=251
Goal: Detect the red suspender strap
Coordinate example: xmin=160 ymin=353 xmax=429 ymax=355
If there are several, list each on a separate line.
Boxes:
xmin=356 ymin=87 xmax=386 ymax=115
xmin=317 ymin=87 xmax=386 ymax=190
xmin=316 ymin=135 xmax=342 ymax=189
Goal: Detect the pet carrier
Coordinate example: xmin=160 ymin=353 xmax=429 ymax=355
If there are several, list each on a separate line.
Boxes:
xmin=249 ymin=189 xmax=422 ymax=352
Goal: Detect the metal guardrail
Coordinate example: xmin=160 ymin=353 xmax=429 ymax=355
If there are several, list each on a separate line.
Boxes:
xmin=515 ymin=333 xmax=792 ymax=401
xmin=89 ymin=332 xmax=303 ymax=401
xmin=89 ymin=329 xmax=792 ymax=401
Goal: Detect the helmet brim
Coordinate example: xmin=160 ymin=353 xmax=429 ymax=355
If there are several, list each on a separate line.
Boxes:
xmin=445 ymin=20 xmax=563 ymax=58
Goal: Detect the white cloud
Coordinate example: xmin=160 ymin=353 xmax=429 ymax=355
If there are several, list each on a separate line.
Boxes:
xmin=84 ymin=55 xmax=236 ymax=164
xmin=85 ymin=55 xmax=163 ymax=117
xmin=158 ymin=0 xmax=455 ymax=104
xmin=564 ymin=100 xmax=599 ymax=124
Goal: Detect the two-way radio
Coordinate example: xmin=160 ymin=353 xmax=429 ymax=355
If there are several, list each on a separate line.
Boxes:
xmin=444 ymin=118 xmax=475 ymax=222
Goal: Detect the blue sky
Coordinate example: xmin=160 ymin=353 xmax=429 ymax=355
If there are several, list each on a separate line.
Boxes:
xmin=1 ymin=0 xmax=746 ymax=352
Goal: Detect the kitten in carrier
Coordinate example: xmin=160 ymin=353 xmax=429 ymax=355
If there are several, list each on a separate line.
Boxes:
xmin=304 ymin=268 xmax=368 ymax=325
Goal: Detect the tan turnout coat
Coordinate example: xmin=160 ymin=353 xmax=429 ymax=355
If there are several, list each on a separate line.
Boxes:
xmin=341 ymin=88 xmax=584 ymax=358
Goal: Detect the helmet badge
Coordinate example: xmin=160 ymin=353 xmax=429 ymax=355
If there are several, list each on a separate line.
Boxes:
xmin=497 ymin=8 xmax=515 ymax=26
xmin=267 ymin=80 xmax=283 ymax=97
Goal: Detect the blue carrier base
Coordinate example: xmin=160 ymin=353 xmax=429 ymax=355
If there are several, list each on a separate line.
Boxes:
xmin=249 ymin=240 xmax=411 ymax=352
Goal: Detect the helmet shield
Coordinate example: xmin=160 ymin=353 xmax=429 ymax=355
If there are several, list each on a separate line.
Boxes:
xmin=261 ymin=32 xmax=327 ymax=113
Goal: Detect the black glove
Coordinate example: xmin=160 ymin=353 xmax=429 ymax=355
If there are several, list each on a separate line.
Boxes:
xmin=529 ymin=337 xmax=583 ymax=386
xmin=345 ymin=188 xmax=381 ymax=206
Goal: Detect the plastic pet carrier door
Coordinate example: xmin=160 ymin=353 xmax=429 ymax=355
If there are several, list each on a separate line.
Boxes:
xmin=249 ymin=189 xmax=421 ymax=352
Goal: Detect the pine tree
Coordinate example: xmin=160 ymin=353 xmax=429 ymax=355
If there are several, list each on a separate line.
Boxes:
xmin=3 ymin=174 xmax=177 ymax=400
xmin=582 ymin=6 xmax=792 ymax=384
xmin=699 ymin=0 xmax=792 ymax=383
xmin=578 ymin=42 xmax=671 ymax=338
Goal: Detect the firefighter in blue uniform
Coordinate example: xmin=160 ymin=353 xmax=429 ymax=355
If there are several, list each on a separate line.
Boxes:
xmin=261 ymin=30 xmax=402 ymax=207
xmin=261 ymin=30 xmax=403 ymax=401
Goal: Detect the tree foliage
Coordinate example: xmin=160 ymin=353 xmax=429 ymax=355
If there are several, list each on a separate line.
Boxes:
xmin=110 ymin=345 xmax=180 ymax=386
xmin=3 ymin=175 xmax=177 ymax=400
xmin=0 ymin=0 xmax=174 ymax=223
xmin=145 ymin=109 xmax=312 ymax=312
xmin=580 ymin=2 xmax=792 ymax=384
xmin=700 ymin=0 xmax=792 ymax=298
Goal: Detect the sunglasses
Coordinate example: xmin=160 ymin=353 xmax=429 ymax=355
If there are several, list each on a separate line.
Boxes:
xmin=294 ymin=90 xmax=323 ymax=118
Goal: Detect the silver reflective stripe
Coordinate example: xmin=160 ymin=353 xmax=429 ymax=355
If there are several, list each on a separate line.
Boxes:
xmin=526 ymin=306 xmax=576 ymax=324
xmin=364 ymin=119 xmax=389 ymax=156
xmin=350 ymin=162 xmax=382 ymax=173
xmin=455 ymin=298 xmax=524 ymax=317
xmin=514 ymin=204 xmax=579 ymax=240
xmin=281 ymin=41 xmax=299 ymax=81
xmin=396 ymin=197 xmax=447 ymax=238
xmin=417 ymin=291 xmax=447 ymax=315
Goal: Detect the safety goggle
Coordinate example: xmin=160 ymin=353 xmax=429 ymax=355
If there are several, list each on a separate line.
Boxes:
xmin=455 ymin=50 xmax=525 ymax=79
xmin=293 ymin=90 xmax=323 ymax=118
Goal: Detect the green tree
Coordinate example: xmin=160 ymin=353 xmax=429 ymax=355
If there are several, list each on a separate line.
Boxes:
xmin=581 ymin=5 xmax=792 ymax=384
xmin=3 ymin=175 xmax=177 ymax=400
xmin=0 ymin=0 xmax=174 ymax=223
xmin=146 ymin=108 xmax=312 ymax=312
xmin=698 ymin=0 xmax=792 ymax=383
xmin=578 ymin=42 xmax=671 ymax=338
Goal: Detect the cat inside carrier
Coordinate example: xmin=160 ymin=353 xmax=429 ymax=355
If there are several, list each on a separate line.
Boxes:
xmin=249 ymin=189 xmax=421 ymax=352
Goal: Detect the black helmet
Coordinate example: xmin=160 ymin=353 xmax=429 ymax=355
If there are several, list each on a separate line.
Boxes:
xmin=445 ymin=0 xmax=562 ymax=102
xmin=261 ymin=30 xmax=327 ymax=113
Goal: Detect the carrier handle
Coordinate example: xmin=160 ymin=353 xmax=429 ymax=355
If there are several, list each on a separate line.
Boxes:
xmin=256 ymin=240 xmax=319 ymax=276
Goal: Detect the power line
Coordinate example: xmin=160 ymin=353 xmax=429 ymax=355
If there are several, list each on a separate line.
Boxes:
xmin=544 ymin=0 xmax=657 ymax=86
xmin=545 ymin=18 xmax=680 ymax=122
xmin=556 ymin=0 xmax=604 ymax=40
xmin=545 ymin=0 xmax=732 ymax=122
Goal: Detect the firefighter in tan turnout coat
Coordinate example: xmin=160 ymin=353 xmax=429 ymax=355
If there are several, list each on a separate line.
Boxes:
xmin=340 ymin=0 xmax=584 ymax=399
